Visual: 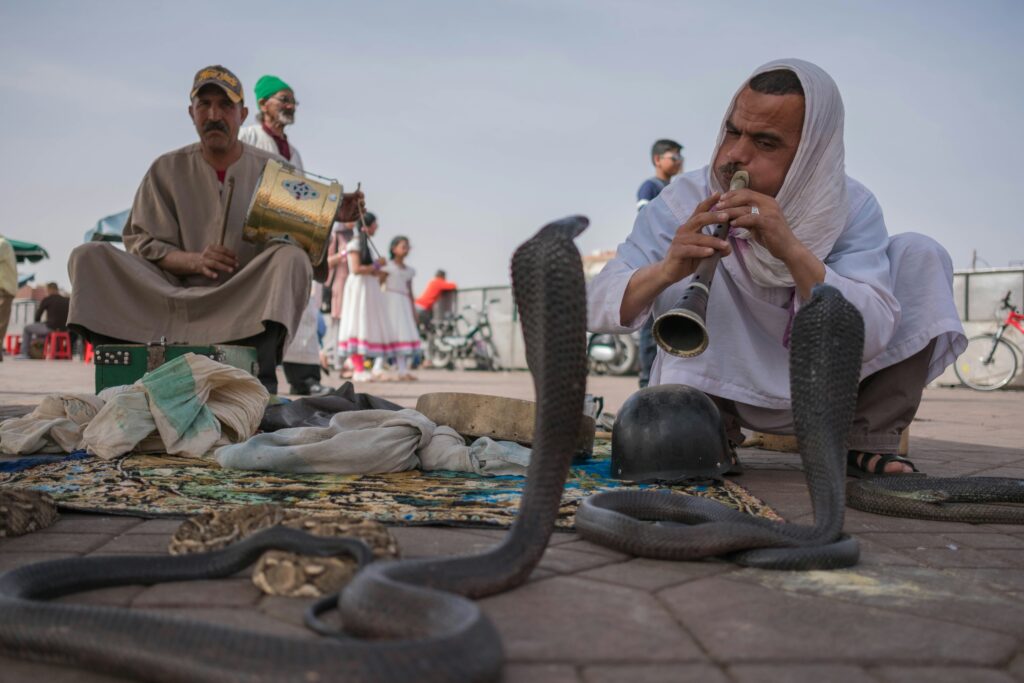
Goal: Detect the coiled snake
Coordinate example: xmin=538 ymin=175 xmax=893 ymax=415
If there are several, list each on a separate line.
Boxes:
xmin=0 ymin=217 xmax=871 ymax=681
xmin=847 ymin=476 xmax=1024 ymax=523
xmin=576 ymin=280 xmax=867 ymax=570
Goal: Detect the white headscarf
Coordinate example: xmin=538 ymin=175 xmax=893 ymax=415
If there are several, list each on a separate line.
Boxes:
xmin=708 ymin=58 xmax=848 ymax=289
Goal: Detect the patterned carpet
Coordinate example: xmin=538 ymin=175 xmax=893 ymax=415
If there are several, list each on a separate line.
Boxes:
xmin=0 ymin=440 xmax=780 ymax=529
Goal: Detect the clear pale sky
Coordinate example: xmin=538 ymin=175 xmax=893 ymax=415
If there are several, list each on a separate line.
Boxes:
xmin=2 ymin=0 xmax=1022 ymax=291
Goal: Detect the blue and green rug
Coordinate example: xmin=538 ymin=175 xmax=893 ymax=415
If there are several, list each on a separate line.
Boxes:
xmin=0 ymin=440 xmax=779 ymax=528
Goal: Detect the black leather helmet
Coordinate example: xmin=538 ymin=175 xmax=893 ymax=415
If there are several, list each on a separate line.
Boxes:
xmin=611 ymin=384 xmax=733 ymax=483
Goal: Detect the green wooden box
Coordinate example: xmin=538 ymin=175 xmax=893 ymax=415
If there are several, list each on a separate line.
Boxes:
xmin=94 ymin=344 xmax=259 ymax=393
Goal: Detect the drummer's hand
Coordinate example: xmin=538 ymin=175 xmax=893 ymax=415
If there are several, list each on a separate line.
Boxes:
xmin=195 ymin=245 xmax=239 ymax=279
xmin=337 ymin=191 xmax=366 ymax=222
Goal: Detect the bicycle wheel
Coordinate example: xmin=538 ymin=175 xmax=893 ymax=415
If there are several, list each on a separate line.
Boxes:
xmin=954 ymin=335 xmax=1019 ymax=391
xmin=425 ymin=337 xmax=456 ymax=370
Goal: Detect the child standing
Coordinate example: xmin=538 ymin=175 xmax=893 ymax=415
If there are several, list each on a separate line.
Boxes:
xmin=336 ymin=212 xmax=391 ymax=382
xmin=380 ymin=235 xmax=422 ymax=381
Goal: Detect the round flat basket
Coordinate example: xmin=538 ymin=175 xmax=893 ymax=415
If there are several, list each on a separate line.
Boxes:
xmin=415 ymin=392 xmax=595 ymax=460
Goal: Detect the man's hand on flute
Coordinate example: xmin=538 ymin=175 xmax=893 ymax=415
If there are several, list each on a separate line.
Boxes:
xmin=714 ymin=188 xmax=825 ymax=300
xmin=619 ymin=194 xmax=731 ymax=325
xmin=660 ymin=193 xmax=734 ymax=284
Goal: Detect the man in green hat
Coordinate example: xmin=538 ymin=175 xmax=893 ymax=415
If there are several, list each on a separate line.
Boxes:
xmin=239 ymin=75 xmax=303 ymax=171
xmin=240 ymin=74 xmax=323 ymax=393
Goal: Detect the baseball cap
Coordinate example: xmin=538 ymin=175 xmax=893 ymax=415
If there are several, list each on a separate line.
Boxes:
xmin=190 ymin=65 xmax=244 ymax=104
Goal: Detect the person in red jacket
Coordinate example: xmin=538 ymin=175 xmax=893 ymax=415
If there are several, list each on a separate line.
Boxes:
xmin=414 ymin=270 xmax=457 ymax=328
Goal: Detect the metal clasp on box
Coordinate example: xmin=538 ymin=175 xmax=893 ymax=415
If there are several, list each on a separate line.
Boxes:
xmin=95 ymin=350 xmax=132 ymax=366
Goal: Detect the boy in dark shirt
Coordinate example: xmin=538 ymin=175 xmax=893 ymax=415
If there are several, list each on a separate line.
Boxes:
xmin=635 ymin=139 xmax=683 ymax=386
xmin=636 ymin=139 xmax=684 ymax=211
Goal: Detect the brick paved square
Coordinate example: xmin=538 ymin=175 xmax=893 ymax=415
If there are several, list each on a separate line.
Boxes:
xmin=1 ymin=362 xmax=1023 ymax=682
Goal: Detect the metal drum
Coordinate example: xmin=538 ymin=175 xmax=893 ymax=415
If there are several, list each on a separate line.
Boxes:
xmin=243 ymin=159 xmax=341 ymax=265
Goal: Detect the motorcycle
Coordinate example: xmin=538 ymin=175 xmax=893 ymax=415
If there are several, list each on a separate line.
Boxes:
xmin=587 ymin=331 xmax=639 ymax=376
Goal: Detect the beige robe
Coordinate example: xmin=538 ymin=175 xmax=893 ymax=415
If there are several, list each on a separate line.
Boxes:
xmin=68 ymin=142 xmax=311 ymax=345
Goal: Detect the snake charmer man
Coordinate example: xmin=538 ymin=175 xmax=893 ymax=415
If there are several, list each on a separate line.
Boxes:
xmin=67 ymin=65 xmax=362 ymax=393
xmin=587 ymin=58 xmax=966 ymax=477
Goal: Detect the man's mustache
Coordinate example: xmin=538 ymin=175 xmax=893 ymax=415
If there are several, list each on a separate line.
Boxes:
xmin=717 ymin=162 xmax=741 ymax=179
xmin=203 ymin=121 xmax=229 ymax=134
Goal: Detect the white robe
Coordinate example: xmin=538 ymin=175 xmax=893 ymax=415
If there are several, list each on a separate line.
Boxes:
xmin=238 ymin=124 xmax=304 ymax=172
xmin=588 ymin=167 xmax=966 ymax=424
xmin=282 ymin=283 xmax=323 ymax=365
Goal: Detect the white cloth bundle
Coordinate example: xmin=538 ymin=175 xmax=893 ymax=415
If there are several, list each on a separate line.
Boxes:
xmin=0 ymin=354 xmax=267 ymax=459
xmin=0 ymin=394 xmax=106 ymax=454
xmin=214 ymin=408 xmax=531 ymax=477
xmin=708 ymin=58 xmax=848 ymax=289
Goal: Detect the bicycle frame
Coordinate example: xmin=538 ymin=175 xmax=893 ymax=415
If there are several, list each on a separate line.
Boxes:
xmin=1003 ymin=310 xmax=1024 ymax=336
xmin=985 ymin=297 xmax=1024 ymax=362
xmin=442 ymin=312 xmax=490 ymax=347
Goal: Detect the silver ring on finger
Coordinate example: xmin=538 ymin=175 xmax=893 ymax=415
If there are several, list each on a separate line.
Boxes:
xmin=750 ymin=206 xmax=760 ymax=216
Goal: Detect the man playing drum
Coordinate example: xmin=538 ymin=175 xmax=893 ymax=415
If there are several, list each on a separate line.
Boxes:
xmin=587 ymin=59 xmax=966 ymax=477
xmin=67 ymin=65 xmax=361 ymax=393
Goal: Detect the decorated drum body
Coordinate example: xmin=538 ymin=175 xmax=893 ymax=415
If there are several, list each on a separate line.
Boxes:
xmin=243 ymin=159 xmax=341 ymax=265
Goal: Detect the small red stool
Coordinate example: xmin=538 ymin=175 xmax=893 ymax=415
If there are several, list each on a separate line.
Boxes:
xmin=44 ymin=331 xmax=73 ymax=360
xmin=4 ymin=334 xmax=21 ymax=356
xmin=84 ymin=342 xmax=94 ymax=364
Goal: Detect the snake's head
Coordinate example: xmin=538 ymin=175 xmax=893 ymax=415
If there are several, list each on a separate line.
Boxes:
xmin=886 ymin=488 xmax=952 ymax=504
xmin=539 ymin=215 xmax=589 ymax=241
xmin=809 ymin=283 xmax=842 ymax=302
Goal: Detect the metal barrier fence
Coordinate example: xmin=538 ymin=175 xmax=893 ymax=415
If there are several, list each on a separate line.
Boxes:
xmin=456 ymin=267 xmax=1024 ymax=380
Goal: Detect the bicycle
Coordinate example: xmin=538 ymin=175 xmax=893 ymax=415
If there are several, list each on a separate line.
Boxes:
xmin=954 ymin=290 xmax=1024 ymax=391
xmin=424 ymin=298 xmax=502 ymax=371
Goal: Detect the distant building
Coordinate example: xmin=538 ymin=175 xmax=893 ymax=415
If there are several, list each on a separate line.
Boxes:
xmin=582 ymin=250 xmax=617 ymax=282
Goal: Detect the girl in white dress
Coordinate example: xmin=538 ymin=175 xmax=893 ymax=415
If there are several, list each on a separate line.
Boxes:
xmin=336 ymin=213 xmax=391 ymax=382
xmin=380 ymin=235 xmax=422 ymax=381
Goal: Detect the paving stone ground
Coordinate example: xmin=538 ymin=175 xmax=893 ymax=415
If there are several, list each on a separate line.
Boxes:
xmin=1 ymin=360 xmax=1022 ymax=682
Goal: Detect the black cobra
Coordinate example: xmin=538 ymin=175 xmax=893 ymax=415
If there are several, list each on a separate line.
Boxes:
xmin=0 ymin=217 xmax=590 ymax=683
xmin=575 ymin=283 xmax=866 ymax=570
